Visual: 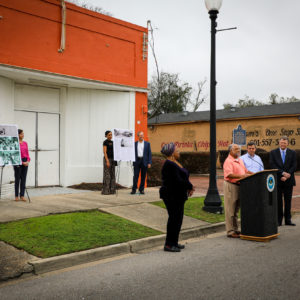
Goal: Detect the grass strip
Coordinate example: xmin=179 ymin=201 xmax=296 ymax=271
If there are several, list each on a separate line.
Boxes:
xmin=0 ymin=210 xmax=161 ymax=258
xmin=152 ymin=197 xmax=226 ymax=223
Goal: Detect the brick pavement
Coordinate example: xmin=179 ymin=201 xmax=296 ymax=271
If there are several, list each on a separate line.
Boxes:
xmin=190 ymin=174 xmax=300 ymax=212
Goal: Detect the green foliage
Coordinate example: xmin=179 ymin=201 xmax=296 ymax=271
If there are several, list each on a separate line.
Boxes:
xmin=147 ymin=155 xmax=165 ymax=187
xmin=224 ymin=93 xmax=300 ymax=109
xmin=148 ymin=72 xmax=192 ymax=118
xmin=0 ymin=211 xmax=161 ymax=258
xmin=67 ymin=0 xmax=112 ymax=16
xmin=179 ymin=152 xmax=212 ymax=173
xmin=147 ymin=152 xmax=214 ymax=187
xmin=152 ymin=197 xmax=225 ymax=223
xmin=223 ymin=95 xmax=264 ymax=109
xmin=268 ymin=93 xmax=300 ymax=104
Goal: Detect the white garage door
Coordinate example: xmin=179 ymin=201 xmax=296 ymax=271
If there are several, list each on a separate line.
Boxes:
xmin=14 ymin=84 xmax=60 ymax=187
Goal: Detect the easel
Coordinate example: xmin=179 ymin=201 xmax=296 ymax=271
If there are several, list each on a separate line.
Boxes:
xmin=115 ymin=160 xmax=121 ymax=197
xmin=0 ymin=165 xmax=4 ymax=200
xmin=0 ymin=164 xmax=31 ymax=203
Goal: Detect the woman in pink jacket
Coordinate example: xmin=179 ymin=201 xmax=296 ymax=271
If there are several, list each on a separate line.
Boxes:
xmin=14 ymin=129 xmax=30 ymax=201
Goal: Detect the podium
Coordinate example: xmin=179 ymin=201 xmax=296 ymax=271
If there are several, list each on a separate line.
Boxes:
xmin=238 ymin=169 xmax=279 ymax=242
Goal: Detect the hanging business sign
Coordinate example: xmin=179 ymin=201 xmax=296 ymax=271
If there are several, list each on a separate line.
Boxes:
xmin=233 ymin=124 xmax=246 ymax=146
xmin=113 ymin=128 xmax=135 ymax=162
xmin=0 ymin=124 xmax=21 ymax=166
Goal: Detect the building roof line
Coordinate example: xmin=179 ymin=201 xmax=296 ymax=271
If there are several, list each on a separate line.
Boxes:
xmin=148 ymin=103 xmax=300 ymax=125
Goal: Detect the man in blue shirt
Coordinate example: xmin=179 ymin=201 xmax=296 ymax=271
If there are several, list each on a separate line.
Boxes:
xmin=241 ymin=142 xmax=264 ymax=173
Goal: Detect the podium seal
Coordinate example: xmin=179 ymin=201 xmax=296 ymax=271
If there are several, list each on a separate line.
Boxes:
xmin=266 ymin=174 xmax=275 ymax=192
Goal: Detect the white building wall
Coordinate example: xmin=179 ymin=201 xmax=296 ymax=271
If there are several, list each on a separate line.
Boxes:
xmin=1 ymin=74 xmax=136 ymax=189
xmin=0 ymin=77 xmax=14 ymax=123
xmin=62 ymin=88 xmax=135 ymax=187
xmin=0 ymin=77 xmax=15 ymax=184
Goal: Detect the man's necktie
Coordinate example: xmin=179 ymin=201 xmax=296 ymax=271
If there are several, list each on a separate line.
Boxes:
xmin=282 ymin=151 xmax=285 ymax=163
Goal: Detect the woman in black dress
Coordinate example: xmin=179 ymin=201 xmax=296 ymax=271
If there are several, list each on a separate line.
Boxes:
xmin=160 ymin=143 xmax=194 ymax=252
xmin=102 ymin=130 xmax=116 ymax=195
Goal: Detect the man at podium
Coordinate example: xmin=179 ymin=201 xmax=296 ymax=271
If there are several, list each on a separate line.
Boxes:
xmin=223 ymin=144 xmax=253 ymax=238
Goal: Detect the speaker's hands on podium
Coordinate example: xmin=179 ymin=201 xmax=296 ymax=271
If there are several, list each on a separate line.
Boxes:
xmin=241 ymin=173 xmax=251 ymax=179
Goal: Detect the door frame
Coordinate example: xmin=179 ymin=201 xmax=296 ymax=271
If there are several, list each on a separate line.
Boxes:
xmin=14 ymin=109 xmax=61 ymax=187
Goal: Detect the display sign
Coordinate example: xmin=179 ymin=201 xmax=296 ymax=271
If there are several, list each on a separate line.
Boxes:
xmin=0 ymin=124 xmax=21 ymax=166
xmin=233 ymin=124 xmax=246 ymax=146
xmin=113 ymin=128 xmax=135 ymax=162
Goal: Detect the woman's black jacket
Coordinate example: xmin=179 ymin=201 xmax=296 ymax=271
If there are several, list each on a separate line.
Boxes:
xmin=159 ymin=160 xmax=193 ymax=202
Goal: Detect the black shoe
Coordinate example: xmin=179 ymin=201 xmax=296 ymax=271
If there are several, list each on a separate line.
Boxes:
xmin=130 ymin=190 xmax=136 ymax=195
xmin=139 ymin=190 xmax=145 ymax=195
xmin=176 ymin=244 xmax=185 ymax=249
xmin=285 ymin=222 xmax=296 ymax=226
xmin=164 ymin=245 xmax=181 ymax=252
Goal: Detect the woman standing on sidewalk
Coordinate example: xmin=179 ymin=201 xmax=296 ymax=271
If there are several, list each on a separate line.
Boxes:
xmin=159 ymin=143 xmax=194 ymax=252
xmin=14 ymin=129 xmax=30 ymax=201
xmin=102 ymin=130 xmax=116 ymax=195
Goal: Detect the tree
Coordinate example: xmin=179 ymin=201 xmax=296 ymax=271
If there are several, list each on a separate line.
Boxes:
xmin=223 ymin=95 xmax=264 ymax=109
xmin=67 ymin=0 xmax=112 ymax=16
xmin=148 ymin=72 xmax=192 ymax=118
xmin=223 ymin=93 xmax=300 ymax=109
xmin=268 ymin=93 xmax=300 ymax=104
xmin=189 ymin=79 xmax=207 ymax=112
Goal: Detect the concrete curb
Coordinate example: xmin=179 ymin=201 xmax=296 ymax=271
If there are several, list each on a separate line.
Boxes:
xmin=180 ymin=222 xmax=226 ymax=240
xmin=29 ymin=243 xmax=130 ymax=275
xmin=29 ymin=222 xmax=225 ymax=275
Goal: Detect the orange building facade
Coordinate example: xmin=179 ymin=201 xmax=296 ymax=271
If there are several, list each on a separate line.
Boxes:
xmin=0 ymin=0 xmax=149 ymax=187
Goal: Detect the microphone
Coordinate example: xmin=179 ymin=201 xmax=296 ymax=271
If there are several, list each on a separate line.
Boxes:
xmin=248 ymin=154 xmax=264 ymax=169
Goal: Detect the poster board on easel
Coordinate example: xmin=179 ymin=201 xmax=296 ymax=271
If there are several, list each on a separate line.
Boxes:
xmin=0 ymin=124 xmax=21 ymax=200
xmin=112 ymin=128 xmax=135 ymax=162
xmin=0 ymin=124 xmax=21 ymax=166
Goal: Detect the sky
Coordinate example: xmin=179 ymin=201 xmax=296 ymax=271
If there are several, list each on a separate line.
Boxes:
xmin=69 ymin=0 xmax=300 ymax=110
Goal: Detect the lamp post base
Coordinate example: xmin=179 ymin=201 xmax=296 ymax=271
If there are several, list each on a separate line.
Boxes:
xmin=203 ymin=205 xmax=223 ymax=214
xmin=203 ymin=190 xmax=223 ymax=214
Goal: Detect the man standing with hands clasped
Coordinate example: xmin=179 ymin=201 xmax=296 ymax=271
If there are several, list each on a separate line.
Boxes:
xmin=270 ymin=136 xmax=297 ymax=226
xmin=131 ymin=131 xmax=152 ymax=195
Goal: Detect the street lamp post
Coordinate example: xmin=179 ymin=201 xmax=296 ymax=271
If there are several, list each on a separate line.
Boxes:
xmin=203 ymin=0 xmax=223 ymax=214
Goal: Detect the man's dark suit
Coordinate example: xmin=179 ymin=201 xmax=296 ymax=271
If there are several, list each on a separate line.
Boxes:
xmin=270 ymin=148 xmax=297 ymax=225
xmin=132 ymin=141 xmax=152 ymax=193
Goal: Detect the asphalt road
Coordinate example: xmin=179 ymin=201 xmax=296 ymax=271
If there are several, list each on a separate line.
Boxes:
xmin=1 ymin=216 xmax=300 ymax=300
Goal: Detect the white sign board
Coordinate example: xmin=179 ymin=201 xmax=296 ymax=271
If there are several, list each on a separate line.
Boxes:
xmin=0 ymin=124 xmax=21 ymax=166
xmin=113 ymin=128 xmax=135 ymax=162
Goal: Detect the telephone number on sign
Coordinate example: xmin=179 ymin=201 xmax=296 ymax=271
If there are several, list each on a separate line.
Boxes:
xmin=250 ymin=138 xmax=296 ymax=147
